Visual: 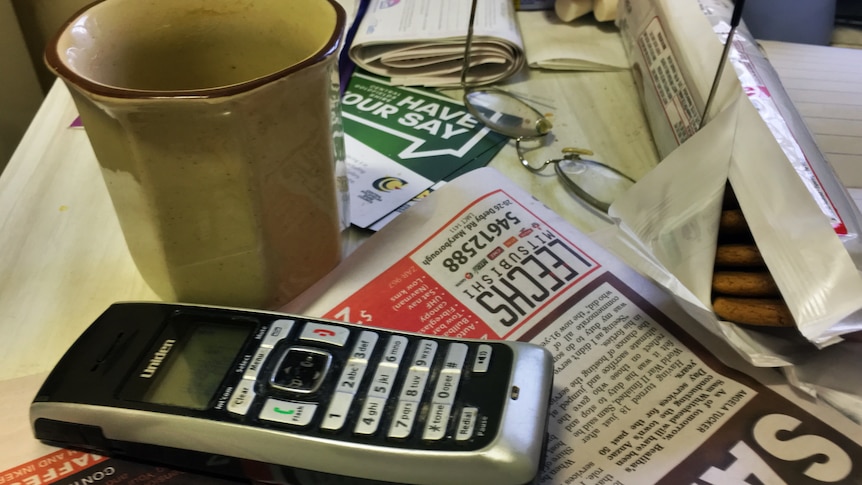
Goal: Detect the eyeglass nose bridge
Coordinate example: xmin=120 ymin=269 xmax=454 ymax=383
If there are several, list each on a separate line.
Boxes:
xmin=516 ymin=141 xmax=594 ymax=174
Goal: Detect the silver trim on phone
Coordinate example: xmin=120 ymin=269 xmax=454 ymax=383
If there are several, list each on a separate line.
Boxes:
xmin=32 ymin=340 xmax=551 ymax=485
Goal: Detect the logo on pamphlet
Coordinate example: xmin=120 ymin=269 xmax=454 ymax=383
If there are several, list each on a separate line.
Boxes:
xmin=372 ymin=176 xmax=408 ymax=192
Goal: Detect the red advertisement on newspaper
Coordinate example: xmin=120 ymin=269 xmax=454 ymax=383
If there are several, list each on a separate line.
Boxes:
xmin=323 ymin=189 xmax=601 ymax=339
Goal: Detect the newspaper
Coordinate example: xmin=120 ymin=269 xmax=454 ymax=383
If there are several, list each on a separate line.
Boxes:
xmin=518 ymin=10 xmax=628 ymax=71
xmin=347 ymin=0 xmax=525 ymax=87
xmin=283 ymin=168 xmax=862 ymax=484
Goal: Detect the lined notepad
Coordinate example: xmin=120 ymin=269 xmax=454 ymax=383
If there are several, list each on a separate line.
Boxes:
xmin=759 ymin=41 xmax=862 ymax=191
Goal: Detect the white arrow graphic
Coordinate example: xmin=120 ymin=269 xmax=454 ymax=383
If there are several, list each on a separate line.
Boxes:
xmin=342 ymin=111 xmax=497 ymax=160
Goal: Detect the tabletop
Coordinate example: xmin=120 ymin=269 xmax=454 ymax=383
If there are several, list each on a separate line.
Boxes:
xmin=4 ymin=49 xmax=862 ymax=478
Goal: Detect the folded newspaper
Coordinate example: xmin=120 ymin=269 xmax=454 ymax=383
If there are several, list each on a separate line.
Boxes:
xmin=347 ymin=0 xmax=526 ymax=87
xmin=518 ymin=9 xmax=628 ymax=71
xmin=283 ymin=168 xmax=862 ymax=484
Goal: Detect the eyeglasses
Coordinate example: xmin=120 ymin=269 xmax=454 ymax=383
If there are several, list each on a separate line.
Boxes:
xmin=459 ymin=0 xmax=634 ymax=214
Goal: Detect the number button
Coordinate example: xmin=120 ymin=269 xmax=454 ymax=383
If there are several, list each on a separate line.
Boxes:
xmin=349 ymin=331 xmax=379 ymax=361
xmin=431 ymin=343 xmax=467 ymax=406
xmin=320 ymin=392 xmax=354 ymax=431
xmin=388 ymin=400 xmax=419 ymax=439
xmin=410 ymin=340 xmax=437 ymax=370
xmin=354 ymin=396 xmax=387 ymax=435
xmin=421 ymin=343 xmax=467 ymax=441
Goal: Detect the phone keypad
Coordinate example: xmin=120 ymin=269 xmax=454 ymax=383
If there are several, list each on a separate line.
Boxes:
xmin=236 ymin=319 xmax=500 ymax=445
xmin=422 ymin=343 xmax=468 ymax=440
xmin=321 ymin=331 xmax=379 ymax=431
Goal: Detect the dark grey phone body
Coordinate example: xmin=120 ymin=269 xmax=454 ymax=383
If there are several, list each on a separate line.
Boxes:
xmin=30 ymin=303 xmax=553 ymax=484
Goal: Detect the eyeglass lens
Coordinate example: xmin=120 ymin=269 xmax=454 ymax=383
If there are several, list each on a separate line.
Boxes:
xmin=464 ymin=89 xmax=552 ymax=139
xmin=556 ymin=157 xmax=635 ymax=213
xmin=460 ymin=0 xmax=634 ymax=214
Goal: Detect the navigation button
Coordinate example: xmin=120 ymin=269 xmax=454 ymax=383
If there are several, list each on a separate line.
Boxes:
xmin=270 ymin=347 xmax=331 ymax=394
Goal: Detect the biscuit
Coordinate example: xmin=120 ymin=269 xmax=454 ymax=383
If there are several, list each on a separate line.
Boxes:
xmin=718 ymin=209 xmax=751 ymax=240
xmin=712 ymin=296 xmax=795 ymax=328
xmin=712 ymin=271 xmax=781 ymax=297
xmin=714 ymin=244 xmax=764 ymax=266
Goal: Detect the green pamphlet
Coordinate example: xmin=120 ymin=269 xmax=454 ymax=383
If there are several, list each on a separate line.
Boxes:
xmin=342 ymin=72 xmax=507 ymax=229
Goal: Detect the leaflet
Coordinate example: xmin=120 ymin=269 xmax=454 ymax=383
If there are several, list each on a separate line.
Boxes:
xmin=282 ymin=168 xmax=862 ymax=484
xmin=342 ymin=72 xmax=506 ymax=229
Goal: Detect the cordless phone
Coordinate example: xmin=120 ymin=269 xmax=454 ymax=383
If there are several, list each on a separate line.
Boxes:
xmin=30 ymin=302 xmax=553 ymax=485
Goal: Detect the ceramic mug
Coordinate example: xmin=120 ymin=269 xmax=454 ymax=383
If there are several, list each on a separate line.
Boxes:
xmin=46 ymin=0 xmax=349 ymax=309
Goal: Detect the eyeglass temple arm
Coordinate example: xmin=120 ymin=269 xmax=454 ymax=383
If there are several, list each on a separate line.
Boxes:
xmin=460 ymin=0 xmax=479 ymax=89
xmin=699 ymin=0 xmax=745 ymax=129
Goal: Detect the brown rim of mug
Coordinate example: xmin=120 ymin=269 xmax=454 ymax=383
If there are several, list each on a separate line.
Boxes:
xmin=44 ymin=0 xmax=346 ymax=100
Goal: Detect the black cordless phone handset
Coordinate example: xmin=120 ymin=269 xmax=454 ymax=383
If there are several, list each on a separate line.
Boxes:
xmin=31 ymin=303 xmax=553 ymax=485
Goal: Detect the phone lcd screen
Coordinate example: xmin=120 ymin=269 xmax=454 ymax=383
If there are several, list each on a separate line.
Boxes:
xmin=141 ymin=322 xmax=250 ymax=410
